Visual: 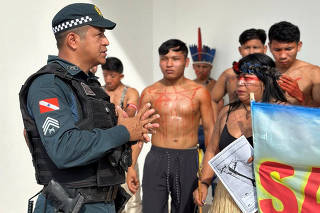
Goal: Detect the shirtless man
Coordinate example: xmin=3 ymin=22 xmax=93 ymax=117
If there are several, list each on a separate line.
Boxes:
xmin=102 ymin=57 xmax=142 ymax=213
xmin=102 ymin=57 xmax=139 ymax=116
xmin=190 ymin=28 xmax=223 ymax=120
xmin=189 ymin=28 xmax=221 ymax=152
xmin=190 ymin=28 xmax=217 ymax=92
xmin=268 ymin=21 xmax=320 ymax=106
xmin=127 ymin=39 xmax=214 ymax=213
xmin=211 ymin=28 xmax=267 ymax=105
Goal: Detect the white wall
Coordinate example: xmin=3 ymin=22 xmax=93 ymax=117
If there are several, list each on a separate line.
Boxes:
xmin=152 ymin=0 xmax=320 ymax=82
xmin=1 ymin=1 xmax=90 ymax=212
xmin=0 ymin=1 xmax=153 ymax=212
xmin=1 ymin=0 xmax=319 ymax=212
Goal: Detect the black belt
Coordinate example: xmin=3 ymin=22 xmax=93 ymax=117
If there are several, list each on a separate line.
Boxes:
xmin=69 ymin=185 xmax=119 ymax=203
xmin=42 ymin=180 xmax=121 ymax=213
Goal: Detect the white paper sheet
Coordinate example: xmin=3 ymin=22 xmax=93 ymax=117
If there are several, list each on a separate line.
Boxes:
xmin=208 ymin=135 xmax=258 ymax=213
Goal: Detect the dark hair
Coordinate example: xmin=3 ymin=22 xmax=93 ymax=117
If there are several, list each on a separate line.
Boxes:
xmin=230 ymin=53 xmax=286 ymax=110
xmin=239 ymin=28 xmax=266 ymax=45
xmin=158 ymin=39 xmax=188 ymax=58
xmin=268 ymin=21 xmax=300 ymax=43
xmin=55 ymin=25 xmax=89 ymax=49
xmin=101 ymin=57 xmax=123 ymax=73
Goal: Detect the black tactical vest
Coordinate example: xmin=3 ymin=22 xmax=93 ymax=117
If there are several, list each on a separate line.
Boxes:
xmin=19 ymin=63 xmax=131 ymax=188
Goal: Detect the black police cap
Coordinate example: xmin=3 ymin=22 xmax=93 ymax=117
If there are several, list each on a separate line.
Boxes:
xmin=52 ymin=3 xmax=116 ymax=34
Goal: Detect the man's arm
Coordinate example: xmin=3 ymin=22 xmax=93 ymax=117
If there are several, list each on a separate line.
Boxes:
xmin=211 ymin=69 xmax=229 ymax=103
xmin=211 ymin=68 xmax=231 ymax=116
xmin=28 ymin=75 xmax=158 ymax=169
xmin=124 ymin=87 xmax=141 ymax=194
xmin=193 ymin=106 xmax=227 ymax=206
xmin=311 ymin=66 xmax=320 ymax=107
xmin=126 ymin=142 xmax=143 ymax=194
xmin=124 ymin=88 xmax=139 ymax=117
xmin=199 ymin=87 xmax=214 ymax=148
xmin=208 ymin=80 xmax=224 ymax=114
xmin=126 ymin=88 xmax=152 ymax=194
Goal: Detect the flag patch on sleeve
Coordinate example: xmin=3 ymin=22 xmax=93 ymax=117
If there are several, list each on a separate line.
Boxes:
xmin=39 ymin=98 xmax=60 ymax=114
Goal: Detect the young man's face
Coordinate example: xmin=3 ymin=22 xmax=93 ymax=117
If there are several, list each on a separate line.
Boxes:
xmin=193 ymin=63 xmax=212 ymax=81
xmin=159 ymin=49 xmax=189 ymax=80
xmin=238 ymin=39 xmax=267 ymax=57
xmin=78 ymin=26 xmax=109 ymax=66
xmin=269 ymin=40 xmax=302 ymax=70
xmin=103 ymin=70 xmax=123 ymax=91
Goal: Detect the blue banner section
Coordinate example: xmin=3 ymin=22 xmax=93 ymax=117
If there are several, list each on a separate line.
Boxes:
xmin=251 ymin=102 xmax=320 ymax=167
xmin=251 ymin=102 xmax=320 ymax=213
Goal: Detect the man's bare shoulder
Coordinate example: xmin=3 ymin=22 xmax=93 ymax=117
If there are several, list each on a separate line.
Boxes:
xmin=143 ymin=81 xmax=163 ymax=92
xmin=184 ymin=78 xmax=209 ymax=93
xmin=293 ymin=60 xmax=319 ymax=72
xmin=188 ymin=80 xmax=212 ymax=100
xmin=309 ymin=64 xmax=320 ymax=82
xmin=185 ymin=78 xmax=205 ymax=87
xmin=126 ymin=87 xmax=139 ymax=97
xmin=141 ymin=81 xmax=162 ymax=97
xmin=207 ymin=78 xmax=217 ymax=88
xmin=223 ymin=67 xmax=236 ymax=77
xmin=291 ymin=60 xmax=320 ymax=80
xmin=216 ymin=67 xmax=236 ymax=84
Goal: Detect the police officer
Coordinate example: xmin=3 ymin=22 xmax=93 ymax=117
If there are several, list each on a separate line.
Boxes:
xmin=19 ymin=3 xmax=159 ymax=213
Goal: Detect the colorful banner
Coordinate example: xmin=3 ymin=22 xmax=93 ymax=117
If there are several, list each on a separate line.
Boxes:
xmin=251 ymin=102 xmax=320 ymax=213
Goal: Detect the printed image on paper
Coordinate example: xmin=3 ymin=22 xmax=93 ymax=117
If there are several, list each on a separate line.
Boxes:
xmin=208 ymin=135 xmax=258 ymax=213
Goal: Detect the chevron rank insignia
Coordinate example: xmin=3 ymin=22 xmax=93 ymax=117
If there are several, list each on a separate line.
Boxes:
xmin=42 ymin=117 xmax=60 ymax=136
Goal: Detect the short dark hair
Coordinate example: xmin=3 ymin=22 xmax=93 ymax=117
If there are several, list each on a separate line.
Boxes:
xmin=268 ymin=21 xmax=300 ymax=43
xmin=55 ymin=25 xmax=89 ymax=49
xmin=158 ymin=39 xmax=188 ymax=58
xmin=239 ymin=28 xmax=266 ymax=45
xmin=101 ymin=57 xmax=123 ymax=73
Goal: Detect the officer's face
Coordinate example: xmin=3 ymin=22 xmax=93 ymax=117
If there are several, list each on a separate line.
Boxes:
xmin=103 ymin=70 xmax=123 ymax=91
xmin=79 ymin=26 xmax=109 ymax=67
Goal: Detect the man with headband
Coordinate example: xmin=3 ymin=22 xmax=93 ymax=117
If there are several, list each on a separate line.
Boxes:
xmin=19 ymin=3 xmax=159 ymax=213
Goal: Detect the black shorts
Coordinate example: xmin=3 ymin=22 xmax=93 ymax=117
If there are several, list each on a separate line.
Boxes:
xmin=142 ymin=145 xmax=198 ymax=213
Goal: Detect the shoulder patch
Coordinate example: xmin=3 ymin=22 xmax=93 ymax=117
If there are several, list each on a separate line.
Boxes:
xmin=42 ymin=117 xmax=60 ymax=136
xmin=39 ymin=98 xmax=60 ymax=114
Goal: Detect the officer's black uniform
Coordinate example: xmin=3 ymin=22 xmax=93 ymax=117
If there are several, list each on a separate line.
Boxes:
xmin=19 ymin=3 xmax=136 ymax=212
xmin=20 ymin=54 xmax=133 ymax=212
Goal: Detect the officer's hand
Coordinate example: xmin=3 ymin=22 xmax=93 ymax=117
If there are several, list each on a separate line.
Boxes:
xmin=127 ymin=167 xmax=139 ymax=194
xmin=117 ymin=103 xmax=159 ymax=142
